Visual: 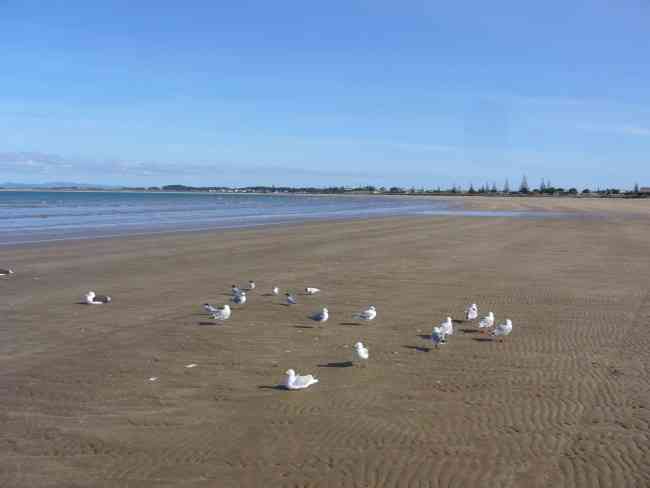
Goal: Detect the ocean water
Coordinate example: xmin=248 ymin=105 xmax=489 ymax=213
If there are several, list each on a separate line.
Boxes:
xmin=0 ymin=191 xmax=450 ymax=245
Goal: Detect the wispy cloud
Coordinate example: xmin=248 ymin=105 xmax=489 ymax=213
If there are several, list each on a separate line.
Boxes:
xmin=576 ymin=123 xmax=650 ymax=137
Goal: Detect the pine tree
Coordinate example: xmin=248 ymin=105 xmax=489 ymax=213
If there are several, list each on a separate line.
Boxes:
xmin=490 ymin=182 xmax=497 ymax=193
xmin=469 ymin=183 xmax=476 ymax=194
xmin=519 ymin=175 xmax=529 ymax=193
xmin=503 ymin=179 xmax=510 ymax=193
xmin=540 ymin=179 xmax=546 ymax=192
xmin=634 ymin=182 xmax=640 ymax=193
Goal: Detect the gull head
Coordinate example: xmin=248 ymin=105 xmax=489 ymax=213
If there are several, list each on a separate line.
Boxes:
xmin=369 ymin=305 xmax=376 ymax=311
xmin=506 ymin=319 xmax=512 ymax=326
xmin=285 ymin=369 xmax=296 ymax=376
xmin=354 ymin=341 xmax=364 ymax=349
xmin=322 ymin=307 xmax=328 ymax=313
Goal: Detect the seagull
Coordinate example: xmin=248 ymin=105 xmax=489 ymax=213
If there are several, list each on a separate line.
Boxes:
xmin=231 ymin=291 xmax=247 ymax=305
xmin=272 ymin=286 xmax=280 ymax=296
xmin=478 ymin=312 xmax=495 ymax=332
xmin=465 ymin=303 xmax=478 ymax=321
xmin=353 ymin=342 xmax=369 ymax=366
xmin=431 ymin=326 xmax=445 ymax=347
xmin=286 ymin=293 xmax=297 ymax=305
xmin=491 ymin=319 xmax=513 ymax=341
xmin=310 ymin=307 xmax=329 ymax=323
xmin=210 ymin=304 xmax=231 ymax=321
xmin=0 ymin=268 xmax=14 ymax=277
xmin=84 ymin=291 xmax=111 ymax=304
xmin=305 ymin=287 xmax=320 ymax=295
xmin=439 ymin=316 xmax=453 ymax=337
xmin=283 ymin=369 xmax=319 ymax=390
xmin=354 ymin=305 xmax=377 ymax=322
xmin=231 ymin=284 xmax=241 ymax=296
xmin=248 ymin=280 xmax=256 ymax=291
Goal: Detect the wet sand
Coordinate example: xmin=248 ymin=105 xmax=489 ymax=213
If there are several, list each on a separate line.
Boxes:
xmin=2 ymin=198 xmax=650 ymax=487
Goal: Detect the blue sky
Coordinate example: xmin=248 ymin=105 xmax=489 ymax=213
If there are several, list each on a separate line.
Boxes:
xmin=1 ymin=1 xmax=649 ymax=188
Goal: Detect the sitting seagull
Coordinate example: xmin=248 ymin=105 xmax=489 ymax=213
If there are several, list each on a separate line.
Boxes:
xmin=353 ymin=342 xmax=369 ymax=366
xmin=85 ymin=291 xmax=111 ymax=304
xmin=231 ymin=291 xmax=247 ymax=305
xmin=209 ymin=304 xmax=231 ymax=321
xmin=286 ymin=293 xmax=297 ymax=305
xmin=478 ymin=312 xmax=495 ymax=332
xmin=310 ymin=307 xmax=329 ymax=323
xmin=439 ymin=316 xmax=454 ymax=337
xmin=305 ymin=287 xmax=320 ymax=295
xmin=231 ymin=284 xmax=241 ymax=296
xmin=247 ymin=280 xmax=256 ymax=291
xmin=0 ymin=268 xmax=14 ymax=277
xmin=431 ymin=326 xmax=445 ymax=347
xmin=272 ymin=286 xmax=280 ymax=296
xmin=354 ymin=305 xmax=377 ymax=322
xmin=491 ymin=319 xmax=513 ymax=341
xmin=283 ymin=369 xmax=319 ymax=390
xmin=465 ymin=303 xmax=478 ymax=321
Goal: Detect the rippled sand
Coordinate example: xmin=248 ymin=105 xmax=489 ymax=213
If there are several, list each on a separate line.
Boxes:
xmin=1 ymin=198 xmax=649 ymax=487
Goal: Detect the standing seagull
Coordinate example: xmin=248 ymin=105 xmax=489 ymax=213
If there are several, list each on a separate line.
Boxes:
xmin=491 ymin=319 xmax=513 ymax=341
xmin=353 ymin=342 xmax=369 ymax=366
xmin=0 ymin=268 xmax=14 ymax=277
xmin=310 ymin=307 xmax=329 ymax=323
xmin=283 ymin=369 xmax=319 ymax=390
xmin=272 ymin=286 xmax=280 ymax=296
xmin=305 ymin=287 xmax=320 ymax=295
xmin=209 ymin=304 xmax=231 ymax=321
xmin=439 ymin=316 xmax=454 ymax=337
xmin=354 ymin=305 xmax=377 ymax=322
xmin=478 ymin=312 xmax=495 ymax=332
xmin=231 ymin=284 xmax=241 ymax=296
xmin=465 ymin=303 xmax=478 ymax=321
xmin=248 ymin=281 xmax=256 ymax=291
xmin=431 ymin=326 xmax=445 ymax=347
xmin=231 ymin=291 xmax=247 ymax=305
xmin=286 ymin=293 xmax=297 ymax=305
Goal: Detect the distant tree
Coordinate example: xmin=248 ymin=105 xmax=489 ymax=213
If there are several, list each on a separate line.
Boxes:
xmin=634 ymin=182 xmax=640 ymax=193
xmin=490 ymin=182 xmax=497 ymax=193
xmin=540 ymin=179 xmax=546 ymax=192
xmin=568 ymin=188 xmax=578 ymax=194
xmin=468 ymin=183 xmax=476 ymax=194
xmin=519 ymin=175 xmax=529 ymax=194
xmin=582 ymin=188 xmax=591 ymax=194
xmin=389 ymin=186 xmax=403 ymax=193
xmin=503 ymin=179 xmax=510 ymax=193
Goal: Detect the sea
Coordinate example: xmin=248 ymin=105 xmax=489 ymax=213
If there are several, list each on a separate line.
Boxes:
xmin=0 ymin=191 xmax=455 ymax=245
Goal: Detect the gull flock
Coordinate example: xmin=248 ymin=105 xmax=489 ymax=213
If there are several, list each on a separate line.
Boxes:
xmin=3 ymin=267 xmax=515 ymax=391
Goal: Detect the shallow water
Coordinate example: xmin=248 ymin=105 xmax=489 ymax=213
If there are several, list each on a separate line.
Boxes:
xmin=0 ymin=191 xmax=576 ymax=245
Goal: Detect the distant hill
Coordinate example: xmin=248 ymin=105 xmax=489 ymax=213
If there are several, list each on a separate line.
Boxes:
xmin=0 ymin=182 xmax=117 ymax=189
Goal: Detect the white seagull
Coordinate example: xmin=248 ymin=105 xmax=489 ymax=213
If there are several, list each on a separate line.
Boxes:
xmin=478 ymin=312 xmax=495 ymax=331
xmin=439 ymin=316 xmax=454 ymax=337
xmin=310 ymin=307 xmax=329 ymax=323
xmin=465 ymin=303 xmax=478 ymax=321
xmin=353 ymin=342 xmax=369 ymax=366
xmin=210 ymin=304 xmax=231 ymax=321
xmin=0 ymin=268 xmax=14 ymax=277
xmin=283 ymin=369 xmax=319 ymax=390
xmin=84 ymin=291 xmax=111 ymax=304
xmin=231 ymin=291 xmax=247 ymax=305
xmin=248 ymin=280 xmax=256 ymax=291
xmin=354 ymin=305 xmax=377 ymax=322
xmin=305 ymin=287 xmax=320 ymax=295
xmin=491 ymin=319 xmax=513 ymax=341
xmin=286 ymin=293 xmax=297 ymax=305
xmin=431 ymin=326 xmax=445 ymax=347
xmin=272 ymin=286 xmax=280 ymax=296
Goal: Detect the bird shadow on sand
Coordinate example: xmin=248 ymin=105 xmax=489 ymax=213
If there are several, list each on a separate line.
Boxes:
xmin=473 ymin=337 xmax=494 ymax=342
xmin=417 ymin=334 xmax=431 ymax=340
xmin=258 ymin=385 xmax=288 ymax=391
xmin=461 ymin=328 xmax=480 ymax=334
xmin=340 ymin=322 xmax=362 ymax=326
xmin=403 ymin=345 xmax=430 ymax=352
xmin=318 ymin=361 xmax=353 ymax=368
xmin=198 ymin=321 xmax=221 ymax=326
xmin=293 ymin=325 xmax=315 ymax=329
xmin=453 ymin=319 xmax=465 ymax=324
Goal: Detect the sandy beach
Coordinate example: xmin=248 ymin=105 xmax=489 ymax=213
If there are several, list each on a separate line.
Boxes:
xmin=2 ymin=198 xmax=650 ymax=487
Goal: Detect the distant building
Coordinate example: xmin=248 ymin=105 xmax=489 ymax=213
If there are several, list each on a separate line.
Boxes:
xmin=640 ymin=187 xmax=650 ymax=194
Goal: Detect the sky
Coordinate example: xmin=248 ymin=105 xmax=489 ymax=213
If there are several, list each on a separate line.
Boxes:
xmin=1 ymin=0 xmax=649 ymax=189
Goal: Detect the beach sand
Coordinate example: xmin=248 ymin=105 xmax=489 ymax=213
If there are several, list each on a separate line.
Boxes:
xmin=2 ymin=198 xmax=650 ymax=487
